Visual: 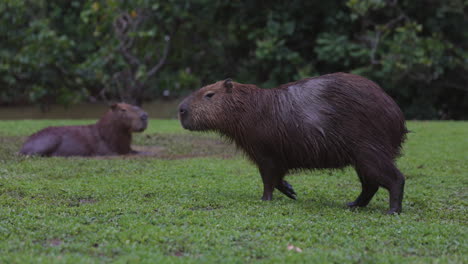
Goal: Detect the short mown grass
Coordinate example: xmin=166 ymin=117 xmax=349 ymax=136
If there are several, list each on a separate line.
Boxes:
xmin=0 ymin=120 xmax=466 ymax=263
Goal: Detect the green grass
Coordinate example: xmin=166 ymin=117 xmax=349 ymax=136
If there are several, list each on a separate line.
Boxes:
xmin=0 ymin=120 xmax=466 ymax=263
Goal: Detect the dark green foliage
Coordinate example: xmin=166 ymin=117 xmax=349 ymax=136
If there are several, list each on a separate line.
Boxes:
xmin=0 ymin=0 xmax=467 ymax=118
xmin=0 ymin=1 xmax=83 ymax=108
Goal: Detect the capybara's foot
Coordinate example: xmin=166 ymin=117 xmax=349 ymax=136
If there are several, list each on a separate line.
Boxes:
xmin=276 ymin=180 xmax=297 ymax=200
xmin=346 ymin=201 xmax=367 ymax=208
xmin=261 ymin=194 xmax=272 ymax=201
xmin=386 ymin=207 xmax=402 ymax=215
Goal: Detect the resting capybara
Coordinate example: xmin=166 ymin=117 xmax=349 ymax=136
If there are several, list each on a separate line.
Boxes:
xmin=20 ymin=103 xmax=148 ymax=157
xmin=178 ymin=72 xmax=407 ymax=214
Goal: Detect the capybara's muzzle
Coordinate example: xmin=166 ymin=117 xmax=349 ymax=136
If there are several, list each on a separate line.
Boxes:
xmin=140 ymin=112 xmax=148 ymax=122
xmin=133 ymin=112 xmax=148 ymax=132
xmin=178 ymin=102 xmax=192 ymax=130
xmin=179 ymin=106 xmax=187 ymax=117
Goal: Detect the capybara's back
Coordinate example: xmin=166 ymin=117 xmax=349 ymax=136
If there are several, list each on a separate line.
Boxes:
xmin=281 ymin=73 xmax=406 ymax=169
xmin=179 ymin=72 xmax=407 ymax=214
xmin=324 ymin=73 xmax=406 ymax=158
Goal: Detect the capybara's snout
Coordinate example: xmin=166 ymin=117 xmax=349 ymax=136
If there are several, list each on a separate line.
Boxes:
xmin=136 ymin=113 xmax=148 ymax=132
xmin=140 ymin=112 xmax=148 ymax=121
xmin=178 ymin=100 xmax=192 ymax=130
xmin=132 ymin=109 xmax=148 ymax=132
xmin=178 ymin=98 xmax=190 ymax=119
xmin=178 ymin=102 xmax=188 ymax=117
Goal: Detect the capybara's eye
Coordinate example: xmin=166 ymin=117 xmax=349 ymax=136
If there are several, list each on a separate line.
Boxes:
xmin=120 ymin=108 xmax=127 ymax=112
xmin=204 ymin=92 xmax=215 ymax=99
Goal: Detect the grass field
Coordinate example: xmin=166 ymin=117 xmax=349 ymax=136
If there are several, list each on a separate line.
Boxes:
xmin=0 ymin=120 xmax=466 ymax=263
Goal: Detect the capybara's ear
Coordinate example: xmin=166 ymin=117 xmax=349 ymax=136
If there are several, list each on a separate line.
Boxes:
xmin=110 ymin=103 xmax=118 ymax=111
xmin=224 ymin=78 xmax=233 ymax=93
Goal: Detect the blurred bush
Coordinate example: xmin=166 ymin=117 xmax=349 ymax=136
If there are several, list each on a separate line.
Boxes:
xmin=0 ymin=0 xmax=466 ymax=118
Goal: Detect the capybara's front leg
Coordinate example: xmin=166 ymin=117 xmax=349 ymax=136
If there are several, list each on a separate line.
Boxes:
xmin=261 ymin=173 xmax=275 ymax=201
xmin=259 ymin=165 xmax=285 ymax=201
xmin=276 ymin=180 xmax=297 ymax=200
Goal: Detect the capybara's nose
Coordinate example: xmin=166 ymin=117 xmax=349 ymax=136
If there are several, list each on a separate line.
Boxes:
xmin=140 ymin=113 xmax=148 ymax=121
xmin=179 ymin=104 xmax=188 ymax=116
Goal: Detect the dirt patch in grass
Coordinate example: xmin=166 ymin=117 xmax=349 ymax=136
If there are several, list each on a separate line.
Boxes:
xmin=79 ymin=199 xmax=97 ymax=205
xmin=131 ymin=133 xmax=239 ymax=159
xmin=46 ymin=238 xmax=63 ymax=247
xmin=0 ymin=133 xmax=239 ymax=161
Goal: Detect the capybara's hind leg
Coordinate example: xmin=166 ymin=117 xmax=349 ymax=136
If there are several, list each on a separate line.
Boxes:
xmin=348 ymin=165 xmax=379 ymax=208
xmin=362 ymin=159 xmax=405 ymax=214
xmin=351 ymin=155 xmax=405 ymax=214
xmin=386 ymin=168 xmax=405 ymax=214
xmin=347 ymin=181 xmax=379 ymax=208
xmin=20 ymin=134 xmax=60 ymax=156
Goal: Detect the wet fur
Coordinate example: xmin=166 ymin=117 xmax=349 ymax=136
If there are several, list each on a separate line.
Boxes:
xmin=20 ymin=103 xmax=148 ymax=157
xmin=179 ymin=73 xmax=407 ymax=214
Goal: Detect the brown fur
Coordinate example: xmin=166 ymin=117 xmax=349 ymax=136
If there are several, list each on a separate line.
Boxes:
xmin=179 ymin=73 xmax=407 ymax=214
xmin=20 ymin=103 xmax=148 ymax=156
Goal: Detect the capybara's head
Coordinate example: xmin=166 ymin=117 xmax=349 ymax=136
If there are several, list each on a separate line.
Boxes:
xmin=178 ymin=79 xmax=235 ymax=131
xmin=110 ymin=103 xmax=148 ymax=132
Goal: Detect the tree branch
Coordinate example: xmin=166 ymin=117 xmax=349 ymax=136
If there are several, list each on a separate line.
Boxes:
xmin=147 ymin=36 xmax=171 ymax=77
xmin=362 ymin=3 xmax=408 ymax=66
xmin=369 ymin=31 xmax=381 ymax=65
xmin=114 ymin=12 xmax=142 ymax=67
xmin=147 ymin=19 xmax=181 ymax=77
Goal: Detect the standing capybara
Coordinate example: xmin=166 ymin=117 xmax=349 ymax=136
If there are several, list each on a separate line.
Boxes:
xmin=20 ymin=103 xmax=148 ymax=157
xmin=178 ymin=72 xmax=407 ymax=214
